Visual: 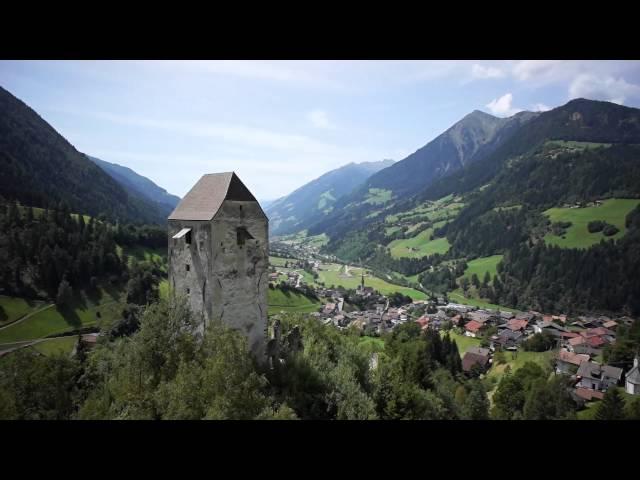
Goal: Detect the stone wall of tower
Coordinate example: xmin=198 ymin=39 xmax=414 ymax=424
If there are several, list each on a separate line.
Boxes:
xmin=209 ymin=200 xmax=269 ymax=361
xmin=168 ymin=220 xmax=212 ymax=326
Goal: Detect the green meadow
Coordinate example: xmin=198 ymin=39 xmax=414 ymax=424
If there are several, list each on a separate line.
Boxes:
xmin=544 ymin=198 xmax=640 ymax=249
xmin=316 ymin=263 xmax=427 ymax=300
xmin=459 ymin=255 xmax=503 ymax=282
xmin=388 ymin=226 xmax=451 ymax=259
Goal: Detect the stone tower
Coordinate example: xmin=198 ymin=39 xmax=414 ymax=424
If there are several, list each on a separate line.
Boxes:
xmin=168 ymin=172 xmax=269 ymax=361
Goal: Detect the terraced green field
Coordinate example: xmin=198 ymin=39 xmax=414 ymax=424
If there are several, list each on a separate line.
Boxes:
xmin=0 ymin=296 xmax=46 ymax=327
xmin=543 ymin=198 xmax=640 ymax=249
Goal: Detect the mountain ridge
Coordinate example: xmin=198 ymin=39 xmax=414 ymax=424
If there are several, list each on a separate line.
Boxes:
xmin=266 ymin=159 xmax=394 ymax=235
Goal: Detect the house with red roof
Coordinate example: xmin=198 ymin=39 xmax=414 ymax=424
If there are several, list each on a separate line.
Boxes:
xmin=506 ymin=318 xmax=529 ymax=333
xmin=464 ymin=320 xmax=483 ymax=338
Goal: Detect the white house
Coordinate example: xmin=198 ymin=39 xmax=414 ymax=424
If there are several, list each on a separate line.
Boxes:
xmin=626 ymin=357 xmax=640 ymax=396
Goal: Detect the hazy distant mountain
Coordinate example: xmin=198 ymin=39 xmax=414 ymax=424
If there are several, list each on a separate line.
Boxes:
xmin=0 ymin=86 xmax=166 ymax=224
xmin=266 ymin=159 xmax=395 ymax=235
xmin=88 ymin=155 xmax=180 ymax=218
xmin=260 ymin=199 xmax=277 ymax=210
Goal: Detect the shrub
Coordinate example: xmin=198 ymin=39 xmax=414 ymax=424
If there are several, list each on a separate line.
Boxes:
xmin=587 ymin=220 xmax=605 ymax=233
xmin=603 ymin=224 xmax=620 ymax=236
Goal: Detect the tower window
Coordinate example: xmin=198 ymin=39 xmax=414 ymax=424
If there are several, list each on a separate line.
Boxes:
xmin=185 ymin=230 xmax=192 ymax=245
xmin=236 ymin=226 xmax=254 ymax=247
xmin=186 ymin=288 xmax=190 ymax=294
xmin=186 ymin=264 xmax=190 ymax=272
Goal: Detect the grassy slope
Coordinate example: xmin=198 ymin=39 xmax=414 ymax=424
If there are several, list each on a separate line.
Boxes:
xmin=0 ymin=296 xmax=46 ymax=327
xmin=388 ymin=227 xmax=451 ymax=258
xmin=358 ymin=336 xmax=385 ymax=353
xmin=449 ymin=289 xmax=516 ymax=312
xmin=267 ymin=288 xmax=321 ymax=315
xmin=487 ymin=350 xmax=555 ymax=382
xmin=460 ymin=255 xmax=503 ymax=281
xmin=544 ymin=198 xmax=640 ymax=249
xmin=448 ymin=255 xmax=516 ymax=312
xmin=446 ymin=330 xmax=482 ymax=356
xmin=31 ymin=336 xmax=78 ymax=356
xmin=0 ymin=287 xmax=122 ymax=344
xmin=364 ymin=188 xmax=392 ymax=205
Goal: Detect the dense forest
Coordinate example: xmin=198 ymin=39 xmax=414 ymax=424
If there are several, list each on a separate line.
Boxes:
xmin=0 ymin=201 xmax=165 ymax=302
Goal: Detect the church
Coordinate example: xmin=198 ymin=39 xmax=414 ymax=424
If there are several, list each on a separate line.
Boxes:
xmin=167 ymin=172 xmax=268 ymax=360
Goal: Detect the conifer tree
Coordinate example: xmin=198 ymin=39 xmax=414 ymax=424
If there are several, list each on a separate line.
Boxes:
xmin=595 ymin=388 xmax=626 ymax=420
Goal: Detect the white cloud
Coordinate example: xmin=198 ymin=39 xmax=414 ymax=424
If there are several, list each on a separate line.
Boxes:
xmin=568 ymin=74 xmax=640 ymax=105
xmin=485 ymin=93 xmax=522 ymax=117
xmin=307 ymin=109 xmax=335 ymax=129
xmin=471 ymin=63 xmax=505 ymax=79
xmin=512 ymin=60 xmax=564 ymax=81
xmin=532 ymin=102 xmax=552 ymax=112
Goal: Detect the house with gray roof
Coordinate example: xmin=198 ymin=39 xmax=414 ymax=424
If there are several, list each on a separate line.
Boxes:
xmin=577 ymin=361 xmax=623 ymax=392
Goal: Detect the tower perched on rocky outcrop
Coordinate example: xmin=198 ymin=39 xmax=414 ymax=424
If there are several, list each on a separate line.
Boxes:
xmin=168 ymin=172 xmax=268 ymax=360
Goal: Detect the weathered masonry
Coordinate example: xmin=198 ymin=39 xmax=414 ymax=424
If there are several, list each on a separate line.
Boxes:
xmin=168 ymin=172 xmax=268 ymax=360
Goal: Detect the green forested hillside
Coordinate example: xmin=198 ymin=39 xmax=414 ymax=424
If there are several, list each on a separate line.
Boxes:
xmin=0 ymin=86 xmax=166 ymax=224
xmin=309 ymin=98 xmax=640 ymax=315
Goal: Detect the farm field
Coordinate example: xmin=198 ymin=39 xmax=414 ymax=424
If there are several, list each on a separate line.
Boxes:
xmin=543 ymin=198 xmax=640 ymax=249
xmin=316 ymin=263 xmax=427 ymax=300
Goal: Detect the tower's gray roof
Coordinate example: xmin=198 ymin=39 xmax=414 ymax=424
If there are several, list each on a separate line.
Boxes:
xmin=168 ymin=172 xmax=259 ymax=221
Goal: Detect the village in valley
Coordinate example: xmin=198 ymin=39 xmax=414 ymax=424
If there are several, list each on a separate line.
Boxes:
xmin=267 ymin=236 xmax=640 ymax=413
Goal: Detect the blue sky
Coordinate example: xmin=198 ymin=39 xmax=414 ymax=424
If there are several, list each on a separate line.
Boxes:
xmin=2 ymin=60 xmax=640 ymax=201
